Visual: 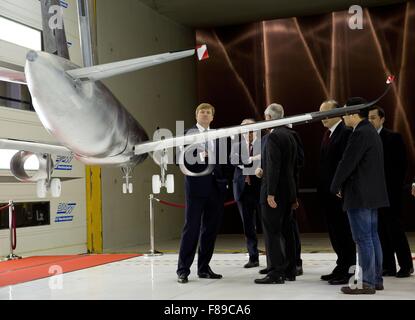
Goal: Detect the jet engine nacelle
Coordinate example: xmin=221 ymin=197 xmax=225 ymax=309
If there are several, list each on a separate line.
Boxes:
xmin=10 ymin=151 xmax=61 ymax=198
xmin=10 ymin=151 xmax=51 ymax=182
xmin=178 ymin=144 xmax=215 ymax=177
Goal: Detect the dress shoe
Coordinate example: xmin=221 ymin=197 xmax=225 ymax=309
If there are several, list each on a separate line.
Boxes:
xmin=198 ymin=268 xmax=222 ymax=279
xmin=396 ymin=268 xmax=413 ymax=278
xmin=328 ymin=274 xmax=351 ymax=285
xmin=254 ymin=275 xmax=285 ymax=284
xmin=320 ymin=273 xmax=338 ymax=281
xmin=285 ymin=275 xmax=296 ymax=281
xmin=296 ymin=265 xmax=303 ymax=276
xmin=341 ymin=284 xmax=376 ymax=295
xmin=259 ymin=268 xmax=270 ymax=275
xmin=375 ymin=284 xmax=384 ymax=290
xmin=382 ymin=269 xmax=396 ymax=277
xmin=244 ymin=260 xmax=259 ymax=268
xmin=177 ymin=274 xmax=188 ymax=284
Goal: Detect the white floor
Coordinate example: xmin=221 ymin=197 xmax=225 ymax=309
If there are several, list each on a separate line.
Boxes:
xmin=0 ymin=253 xmax=414 ymax=300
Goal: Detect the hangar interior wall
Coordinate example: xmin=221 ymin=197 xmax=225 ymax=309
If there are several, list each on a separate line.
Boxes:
xmin=0 ymin=0 xmax=87 ymax=256
xmin=96 ymin=0 xmax=197 ymax=251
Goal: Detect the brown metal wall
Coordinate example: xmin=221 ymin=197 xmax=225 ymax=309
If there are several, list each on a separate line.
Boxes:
xmin=196 ymin=2 xmax=415 ymax=232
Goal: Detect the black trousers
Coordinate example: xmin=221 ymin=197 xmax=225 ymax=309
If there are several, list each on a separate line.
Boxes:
xmin=261 ymin=201 xmax=296 ymax=277
xmin=177 ymin=185 xmax=224 ymax=276
xmin=292 ymin=211 xmax=302 ymax=267
xmin=236 ymin=188 xmax=260 ymax=262
xmin=378 ymin=203 xmax=413 ymax=272
xmin=323 ymin=194 xmax=356 ymax=275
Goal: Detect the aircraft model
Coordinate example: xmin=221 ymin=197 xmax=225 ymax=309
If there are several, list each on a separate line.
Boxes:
xmin=0 ymin=0 xmax=394 ymax=198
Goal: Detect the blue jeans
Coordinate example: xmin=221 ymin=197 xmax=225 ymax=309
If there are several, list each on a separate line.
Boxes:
xmin=347 ymin=208 xmax=383 ymax=288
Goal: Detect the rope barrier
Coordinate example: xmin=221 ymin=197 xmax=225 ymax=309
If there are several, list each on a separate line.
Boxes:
xmin=155 ymin=198 xmax=236 ymax=208
xmin=0 ymin=201 xmax=20 ymax=260
xmin=0 ymin=204 xmax=12 ymax=211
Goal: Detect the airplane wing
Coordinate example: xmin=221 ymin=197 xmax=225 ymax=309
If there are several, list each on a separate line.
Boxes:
xmin=134 ymin=78 xmax=393 ymax=156
xmin=0 ymin=67 xmax=27 ymax=85
xmin=0 ymin=138 xmax=72 ymax=156
xmin=66 ymin=45 xmax=209 ymax=82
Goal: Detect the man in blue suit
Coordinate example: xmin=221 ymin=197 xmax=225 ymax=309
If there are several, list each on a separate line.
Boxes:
xmin=230 ymin=119 xmax=262 ymax=268
xmin=177 ymin=103 xmax=228 ymax=284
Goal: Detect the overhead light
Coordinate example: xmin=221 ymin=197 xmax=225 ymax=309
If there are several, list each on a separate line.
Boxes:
xmin=0 ymin=16 xmax=42 ymax=51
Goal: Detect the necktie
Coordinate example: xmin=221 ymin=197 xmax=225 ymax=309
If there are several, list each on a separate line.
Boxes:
xmin=322 ymin=130 xmax=331 ymax=146
xmin=204 ymin=129 xmax=209 ymax=152
xmin=249 ymin=142 xmax=253 ymax=157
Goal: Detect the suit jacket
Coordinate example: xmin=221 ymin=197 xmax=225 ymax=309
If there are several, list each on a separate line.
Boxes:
xmin=230 ymin=138 xmax=261 ymax=201
xmin=379 ymin=127 xmax=407 ymax=203
xmin=183 ymin=125 xmax=228 ymax=197
xmin=260 ymin=127 xmax=297 ymax=205
xmin=330 ymin=119 xmax=389 ymax=211
xmin=319 ymin=121 xmax=352 ymax=195
xmin=288 ymin=128 xmax=304 ymax=194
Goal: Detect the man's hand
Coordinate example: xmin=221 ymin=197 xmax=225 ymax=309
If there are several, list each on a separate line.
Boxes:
xmin=292 ymin=200 xmax=299 ymax=210
xmin=244 ymin=175 xmax=251 ymax=185
xmin=412 ymin=185 xmax=415 ymax=197
xmin=267 ymin=195 xmax=277 ymax=208
xmin=255 ymin=167 xmax=263 ymax=178
xmin=199 ymin=151 xmax=209 ymax=163
xmin=250 ymin=154 xmax=261 ymax=162
xmin=336 ymin=191 xmax=342 ymax=199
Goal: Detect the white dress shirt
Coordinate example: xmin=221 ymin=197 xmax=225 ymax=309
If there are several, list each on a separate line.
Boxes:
xmin=329 ymin=120 xmax=342 ymax=137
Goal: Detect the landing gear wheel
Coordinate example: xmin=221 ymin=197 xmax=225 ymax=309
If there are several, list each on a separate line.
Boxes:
xmin=36 ymin=179 xmax=47 ymax=198
xmin=152 ymin=175 xmax=161 ymax=194
xmin=50 ymin=178 xmax=62 ymax=198
xmin=128 ymin=183 xmax=133 ymax=194
xmin=122 ymin=183 xmax=127 ymax=194
xmin=166 ymin=174 xmax=174 ymax=193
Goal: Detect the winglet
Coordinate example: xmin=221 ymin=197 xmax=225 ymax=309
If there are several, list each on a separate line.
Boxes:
xmin=386 ymin=75 xmax=395 ymax=84
xmin=196 ymin=44 xmax=209 ymax=61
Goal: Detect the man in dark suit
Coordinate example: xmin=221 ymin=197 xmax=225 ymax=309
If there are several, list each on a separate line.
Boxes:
xmin=176 ymin=103 xmax=228 ymax=284
xmin=368 ymin=106 xmax=414 ymax=277
xmin=318 ymin=100 xmax=356 ymax=285
xmin=254 ymin=103 xmax=298 ymax=284
xmin=256 ymin=104 xmax=303 ymax=278
xmin=331 ymin=97 xmax=389 ymax=295
xmin=288 ymin=126 xmax=305 ymax=276
xmin=230 ymin=119 xmax=262 ymax=268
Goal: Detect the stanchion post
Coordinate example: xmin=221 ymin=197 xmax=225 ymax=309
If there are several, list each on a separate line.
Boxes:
xmin=3 ymin=200 xmax=22 ymax=261
xmin=144 ymin=194 xmax=163 ymax=256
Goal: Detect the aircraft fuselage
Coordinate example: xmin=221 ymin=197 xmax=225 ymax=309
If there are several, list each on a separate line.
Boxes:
xmin=24 ymin=51 xmax=148 ymax=167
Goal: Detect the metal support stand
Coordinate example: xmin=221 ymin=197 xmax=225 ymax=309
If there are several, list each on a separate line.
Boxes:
xmin=3 ymin=201 xmax=22 ymax=261
xmin=144 ymin=194 xmax=163 ymax=256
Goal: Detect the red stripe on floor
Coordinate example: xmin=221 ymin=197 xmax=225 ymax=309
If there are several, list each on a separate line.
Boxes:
xmin=0 ymin=254 xmax=140 ymax=287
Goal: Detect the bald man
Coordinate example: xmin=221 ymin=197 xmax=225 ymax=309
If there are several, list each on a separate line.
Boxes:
xmin=318 ymin=100 xmax=356 ymax=285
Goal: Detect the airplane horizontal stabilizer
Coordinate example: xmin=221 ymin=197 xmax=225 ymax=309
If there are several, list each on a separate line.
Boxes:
xmin=66 ymin=46 xmax=206 ymax=82
xmin=0 ymin=67 xmax=27 ymax=85
xmin=0 ymin=138 xmax=72 ymax=156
